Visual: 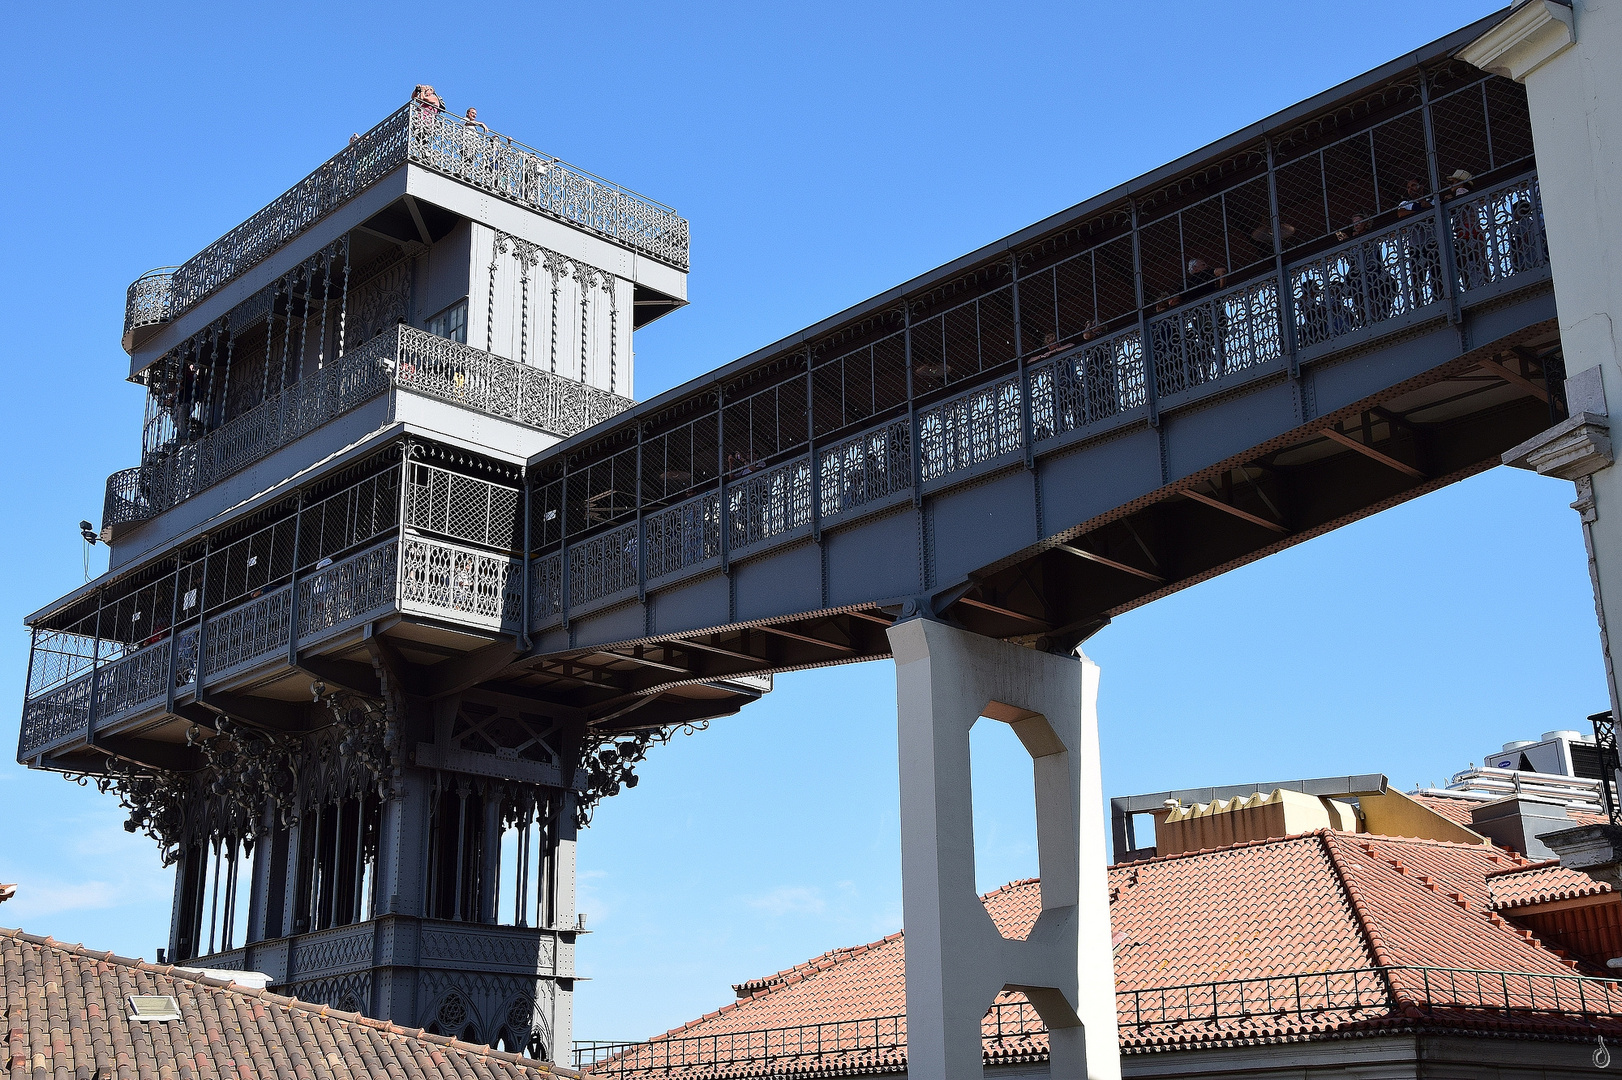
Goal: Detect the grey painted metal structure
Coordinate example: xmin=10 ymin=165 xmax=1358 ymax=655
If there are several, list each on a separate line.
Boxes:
xmin=14 ymin=7 xmax=1574 ymax=1065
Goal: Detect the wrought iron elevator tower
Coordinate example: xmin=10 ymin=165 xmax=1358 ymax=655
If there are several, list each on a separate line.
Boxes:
xmin=16 ymin=96 xmax=759 ymax=1061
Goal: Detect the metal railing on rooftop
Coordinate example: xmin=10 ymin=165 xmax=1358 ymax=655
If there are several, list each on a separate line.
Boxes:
xmin=572 ymin=965 xmax=1622 ymax=1075
xmin=102 ymin=324 xmax=634 ymax=533
xmin=572 ymin=1002 xmax=1041 ymax=1076
xmin=123 ymin=101 xmax=687 ymax=344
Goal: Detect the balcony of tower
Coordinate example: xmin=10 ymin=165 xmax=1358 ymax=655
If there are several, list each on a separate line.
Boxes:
xmin=121 ymin=98 xmax=688 ymax=355
xmin=102 ymin=97 xmax=689 ymax=568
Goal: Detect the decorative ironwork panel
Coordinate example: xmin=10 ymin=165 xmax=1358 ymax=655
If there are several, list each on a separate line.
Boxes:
xmin=420 ymin=924 xmax=557 ymax=971
xmin=567 ymin=523 xmax=638 ymax=608
xmin=818 ymin=420 xmax=911 ymax=520
xmin=297 ymin=544 xmax=399 ymax=640
xmin=124 ymin=267 xmax=176 ymax=341
xmin=400 ymin=537 xmax=523 ymax=631
xmin=917 ymin=375 xmax=1023 ymax=483
xmin=18 ymin=674 xmax=92 ymax=758
xmin=279 ymin=973 xmax=372 ymax=1016
xmin=1029 ymin=327 xmax=1147 ymax=442
xmin=1450 ymin=176 xmax=1548 ymax=293
xmin=95 ymin=638 xmax=173 ymax=723
xmin=172 ymin=626 xmax=199 ymax=690
xmin=202 ymin=586 xmax=292 ymax=680
xmin=395 ymin=326 xmax=633 ymax=436
xmin=1289 ymin=215 xmax=1444 ymax=350
xmin=124 ymin=99 xmax=688 ymax=339
xmin=727 ymin=456 xmax=812 ymax=551
xmin=1149 ymin=277 xmax=1282 ymax=399
xmin=288 ymin=922 xmax=376 ymax=978
xmin=643 ymin=491 xmax=721 ymax=580
xmin=419 ymin=971 xmax=557 ymax=1048
xmin=103 ymin=334 xmax=394 ymax=531
xmin=530 ymin=551 xmax=564 ymax=625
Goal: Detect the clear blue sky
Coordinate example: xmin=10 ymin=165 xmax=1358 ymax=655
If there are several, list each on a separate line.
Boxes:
xmin=0 ymin=0 xmax=1593 ymax=1045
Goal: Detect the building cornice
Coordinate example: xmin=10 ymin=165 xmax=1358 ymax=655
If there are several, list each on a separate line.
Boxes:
xmin=1458 ymin=0 xmax=1575 ymax=82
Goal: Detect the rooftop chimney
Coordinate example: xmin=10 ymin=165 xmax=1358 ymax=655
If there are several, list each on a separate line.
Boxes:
xmin=1468 ymin=795 xmax=1574 ymax=858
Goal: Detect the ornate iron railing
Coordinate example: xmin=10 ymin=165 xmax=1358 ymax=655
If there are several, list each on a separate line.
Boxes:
xmin=18 ymin=675 xmax=92 ymax=759
xmin=400 ymin=535 xmax=524 ymax=632
xmin=917 ymin=372 xmax=1024 ymax=483
xmin=393 ymin=325 xmax=633 ymax=436
xmin=97 ymin=637 xmax=175 ymax=724
xmin=1149 ymin=276 xmax=1282 ymax=399
xmin=533 ymin=175 xmax=1555 ymax=629
xmin=644 ymin=491 xmax=721 ymax=579
xmin=1289 ymin=216 xmax=1443 ymax=351
xmin=728 ymin=456 xmax=812 ymax=551
xmin=298 ymin=544 xmax=399 ymax=641
xmin=123 ymin=266 xmax=178 ymax=348
xmin=567 ymin=523 xmax=640 ymax=610
xmin=201 ymin=585 xmax=293 ymax=679
xmin=104 ymin=325 xmax=634 ymax=533
xmin=1449 ymin=174 xmax=1549 ymax=293
xmin=123 ymin=101 xmax=687 ymax=342
xmin=530 ymin=550 xmax=565 ymax=623
xmin=1029 ymin=326 xmax=1147 ymax=443
xmin=818 ymin=419 xmax=911 ymax=521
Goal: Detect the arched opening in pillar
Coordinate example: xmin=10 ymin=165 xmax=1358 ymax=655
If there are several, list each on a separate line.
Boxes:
xmin=970 ymin=711 xmax=1040 ymax=939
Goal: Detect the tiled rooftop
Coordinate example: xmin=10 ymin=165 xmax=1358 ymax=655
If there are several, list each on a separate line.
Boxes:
xmin=0 ymin=927 xmax=571 ymax=1080
xmin=592 ymin=831 xmax=1622 ymax=1078
xmin=1487 ymin=860 xmax=1616 ymax=910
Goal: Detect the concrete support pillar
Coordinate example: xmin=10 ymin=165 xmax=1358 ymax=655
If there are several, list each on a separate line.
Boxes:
xmin=887 ymin=618 xmax=1119 ymax=1080
xmin=1469 ymin=3 xmax=1622 ymax=719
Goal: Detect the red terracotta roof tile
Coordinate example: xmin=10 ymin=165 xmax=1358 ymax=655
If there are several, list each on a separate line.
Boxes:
xmin=592 ymin=832 xmax=1622 ymax=1078
xmin=1487 ymin=860 xmax=1615 ymax=909
xmin=0 ymin=927 xmax=570 ymax=1080
xmin=1405 ymin=791 xmax=1484 ymax=827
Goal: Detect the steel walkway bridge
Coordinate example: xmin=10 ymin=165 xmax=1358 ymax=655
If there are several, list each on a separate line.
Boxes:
xmin=501 ymin=51 xmax=1562 ymax=723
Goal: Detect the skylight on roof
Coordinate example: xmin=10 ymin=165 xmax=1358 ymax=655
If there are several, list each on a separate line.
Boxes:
xmin=128 ymin=995 xmax=181 ymax=1022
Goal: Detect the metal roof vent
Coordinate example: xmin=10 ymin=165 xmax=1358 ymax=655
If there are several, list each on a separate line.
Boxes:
xmin=128 ymin=995 xmax=181 ymax=1021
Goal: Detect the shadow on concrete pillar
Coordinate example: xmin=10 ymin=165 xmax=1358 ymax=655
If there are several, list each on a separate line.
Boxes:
xmin=888 ymin=617 xmax=1119 ymax=1080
